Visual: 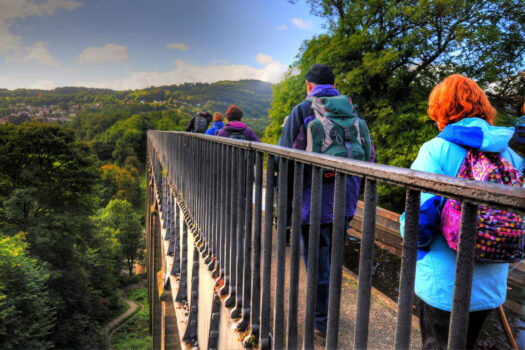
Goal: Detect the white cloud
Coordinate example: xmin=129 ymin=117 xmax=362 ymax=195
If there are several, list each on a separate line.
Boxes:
xmin=6 ymin=41 xmax=58 ymax=66
xmin=0 ymin=0 xmax=81 ymax=56
xmin=166 ymin=42 xmax=189 ymax=51
xmin=29 ymin=80 xmax=56 ymax=90
xmin=77 ymin=44 xmax=128 ymax=64
xmin=74 ymin=55 xmax=288 ymax=90
xmin=256 ymin=53 xmax=275 ymax=65
xmin=274 ymin=24 xmax=287 ymax=31
xmin=0 ymin=76 xmax=56 ymax=90
xmin=291 ymin=18 xmax=313 ymax=31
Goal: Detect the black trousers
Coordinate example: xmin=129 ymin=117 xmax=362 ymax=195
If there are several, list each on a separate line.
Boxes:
xmin=418 ymin=299 xmax=492 ymax=350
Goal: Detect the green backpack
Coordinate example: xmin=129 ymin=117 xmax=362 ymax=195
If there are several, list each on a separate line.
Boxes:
xmin=306 ymin=95 xmax=372 ymax=161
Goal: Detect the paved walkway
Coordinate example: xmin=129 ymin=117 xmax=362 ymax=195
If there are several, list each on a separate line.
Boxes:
xmin=265 ymin=227 xmax=422 ymax=349
xmin=105 ymin=283 xmax=145 ymax=350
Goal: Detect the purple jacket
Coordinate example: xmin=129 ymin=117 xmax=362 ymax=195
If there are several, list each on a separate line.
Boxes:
xmin=217 ymin=121 xmax=261 ymax=142
xmin=280 ymin=85 xmax=363 ymax=224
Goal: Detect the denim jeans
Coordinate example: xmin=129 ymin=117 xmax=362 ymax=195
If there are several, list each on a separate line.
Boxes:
xmin=300 ymin=217 xmax=352 ymax=335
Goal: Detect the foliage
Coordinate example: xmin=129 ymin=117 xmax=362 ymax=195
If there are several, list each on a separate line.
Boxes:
xmin=0 ymin=122 xmax=119 ymax=348
xmin=112 ymin=287 xmax=152 ymax=350
xmin=0 ymin=233 xmax=55 ymax=350
xmin=100 ymin=164 xmax=141 ymax=207
xmin=266 ymin=0 xmax=525 ymax=211
xmin=95 ymin=199 xmax=144 ymax=276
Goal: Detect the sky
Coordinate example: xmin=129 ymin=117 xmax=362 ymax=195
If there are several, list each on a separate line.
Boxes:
xmin=0 ymin=0 xmax=326 ymax=90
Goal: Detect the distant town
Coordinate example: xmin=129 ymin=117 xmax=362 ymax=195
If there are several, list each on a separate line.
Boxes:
xmin=0 ymin=100 xmax=177 ymax=125
xmin=0 ymin=102 xmax=89 ymax=124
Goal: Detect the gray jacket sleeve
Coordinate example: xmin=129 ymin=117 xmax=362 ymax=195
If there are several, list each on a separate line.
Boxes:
xmin=280 ymin=102 xmax=307 ymax=149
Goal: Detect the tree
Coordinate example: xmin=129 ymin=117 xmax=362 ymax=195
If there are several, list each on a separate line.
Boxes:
xmin=96 ymin=199 xmax=143 ymax=276
xmin=265 ymin=0 xmax=524 ymax=211
xmin=0 ymin=122 xmax=118 ymax=348
xmin=0 ymin=233 xmax=55 ymax=350
xmin=100 ymin=163 xmax=141 ymax=207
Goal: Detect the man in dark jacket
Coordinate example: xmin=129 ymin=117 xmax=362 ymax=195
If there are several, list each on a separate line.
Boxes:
xmin=185 ymin=111 xmax=212 ymax=133
xmin=280 ymin=64 xmax=371 ymax=343
xmin=217 ymin=105 xmax=260 ymax=141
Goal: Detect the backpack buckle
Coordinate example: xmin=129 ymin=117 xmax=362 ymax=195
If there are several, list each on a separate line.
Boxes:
xmin=344 ymin=127 xmax=356 ymax=141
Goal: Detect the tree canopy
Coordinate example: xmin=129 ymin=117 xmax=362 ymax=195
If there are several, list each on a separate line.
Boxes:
xmin=0 ymin=233 xmax=55 ymax=350
xmin=265 ymin=0 xmax=524 ymax=211
xmin=0 ymin=122 xmax=119 ymax=348
xmin=95 ymin=199 xmax=144 ymax=276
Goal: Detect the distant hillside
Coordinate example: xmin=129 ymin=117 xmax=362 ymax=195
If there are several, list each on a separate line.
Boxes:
xmin=0 ymin=79 xmax=273 ymax=120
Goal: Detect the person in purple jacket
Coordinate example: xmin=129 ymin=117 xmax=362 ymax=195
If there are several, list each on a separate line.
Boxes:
xmin=217 ymin=105 xmax=260 ymax=142
xmin=280 ymin=64 xmax=374 ymax=344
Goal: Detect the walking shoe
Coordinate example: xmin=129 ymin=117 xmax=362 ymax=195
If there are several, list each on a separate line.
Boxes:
xmin=314 ymin=329 xmax=326 ymax=346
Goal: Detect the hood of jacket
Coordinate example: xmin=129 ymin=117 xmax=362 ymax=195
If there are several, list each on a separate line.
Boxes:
xmin=307 ymin=84 xmax=340 ymax=98
xmin=224 ymin=121 xmax=247 ymax=132
xmin=438 ymin=118 xmax=514 ymax=153
xmin=212 ymin=121 xmax=224 ymax=129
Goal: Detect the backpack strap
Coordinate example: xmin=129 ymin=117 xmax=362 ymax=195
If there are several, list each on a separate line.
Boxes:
xmin=357 ymin=119 xmax=372 ymax=161
xmin=343 ymin=127 xmax=354 ymax=159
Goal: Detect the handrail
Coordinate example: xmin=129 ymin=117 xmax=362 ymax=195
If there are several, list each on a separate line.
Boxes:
xmin=150 ymin=131 xmax=524 ymax=213
xmin=146 ymin=130 xmax=524 ymax=350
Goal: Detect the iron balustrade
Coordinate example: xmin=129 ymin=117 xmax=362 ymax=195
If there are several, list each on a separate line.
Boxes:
xmin=147 ymin=130 xmax=525 ymax=350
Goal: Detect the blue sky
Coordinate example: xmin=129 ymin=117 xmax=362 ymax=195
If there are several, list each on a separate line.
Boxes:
xmin=0 ymin=0 xmax=326 ymax=90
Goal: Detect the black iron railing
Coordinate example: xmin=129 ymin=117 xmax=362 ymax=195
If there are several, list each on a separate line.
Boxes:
xmin=147 ymin=130 xmax=524 ymax=350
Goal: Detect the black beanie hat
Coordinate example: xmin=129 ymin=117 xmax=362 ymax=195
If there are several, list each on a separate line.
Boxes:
xmin=305 ymin=64 xmax=335 ymax=85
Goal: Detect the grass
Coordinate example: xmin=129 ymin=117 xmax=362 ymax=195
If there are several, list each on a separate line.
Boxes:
xmin=111 ymin=287 xmax=152 ymax=350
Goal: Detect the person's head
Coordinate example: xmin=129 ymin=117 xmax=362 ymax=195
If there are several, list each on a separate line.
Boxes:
xmin=305 ymin=64 xmax=335 ymax=94
xmin=427 ymin=74 xmax=496 ymax=130
xmin=197 ymin=111 xmax=212 ymax=121
xmin=213 ymin=112 xmax=223 ymax=122
xmin=225 ymin=105 xmax=243 ymax=122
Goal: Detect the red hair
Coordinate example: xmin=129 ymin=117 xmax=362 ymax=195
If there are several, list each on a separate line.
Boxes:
xmin=427 ymin=74 xmax=496 ymax=130
xmin=225 ymin=105 xmax=243 ymax=121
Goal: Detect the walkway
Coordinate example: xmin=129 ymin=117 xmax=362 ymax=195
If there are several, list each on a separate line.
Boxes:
xmin=264 ymin=226 xmax=422 ymax=349
xmin=105 ymin=283 xmax=145 ymax=350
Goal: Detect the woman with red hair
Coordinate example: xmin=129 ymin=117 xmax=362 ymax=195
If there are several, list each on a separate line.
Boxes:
xmin=400 ymin=74 xmax=524 ymax=349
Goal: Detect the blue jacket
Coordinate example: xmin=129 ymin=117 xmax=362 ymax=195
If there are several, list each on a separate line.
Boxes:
xmin=280 ymin=85 xmax=362 ymax=224
xmin=400 ymin=118 xmax=524 ymax=311
xmin=205 ymin=121 xmax=224 ymax=136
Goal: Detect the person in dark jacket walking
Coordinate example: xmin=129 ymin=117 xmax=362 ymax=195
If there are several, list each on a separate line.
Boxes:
xmin=185 ymin=111 xmax=212 ymax=133
xmin=205 ymin=112 xmax=225 ymax=136
xmin=280 ymin=64 xmax=372 ymax=343
xmin=217 ymin=105 xmax=260 ymax=141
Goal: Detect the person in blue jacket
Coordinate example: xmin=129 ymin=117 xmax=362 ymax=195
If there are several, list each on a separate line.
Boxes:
xmin=400 ymin=74 xmax=524 ymax=349
xmin=205 ymin=112 xmax=224 ymax=136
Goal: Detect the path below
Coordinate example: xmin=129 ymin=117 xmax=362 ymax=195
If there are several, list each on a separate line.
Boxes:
xmin=105 ymin=282 xmax=145 ymax=350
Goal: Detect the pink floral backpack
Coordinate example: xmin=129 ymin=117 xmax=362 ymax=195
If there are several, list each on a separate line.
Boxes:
xmin=440 ymin=150 xmax=524 ymax=263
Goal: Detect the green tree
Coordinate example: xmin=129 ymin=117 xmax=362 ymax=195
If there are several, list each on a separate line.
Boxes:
xmin=0 ymin=122 xmax=118 ymax=348
xmin=266 ymin=0 xmax=524 ymax=211
xmin=100 ymin=163 xmax=141 ymax=207
xmin=96 ymin=199 xmax=143 ymax=276
xmin=0 ymin=233 xmax=55 ymax=350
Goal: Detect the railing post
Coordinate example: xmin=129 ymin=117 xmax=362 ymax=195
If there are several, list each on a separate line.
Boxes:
xmin=353 ymin=178 xmax=377 ymax=350
xmin=259 ymin=154 xmax=275 ymax=350
xmin=326 ymin=172 xmax=347 ymax=349
xmin=220 ymin=146 xmax=234 ymax=297
xmin=246 ymin=151 xmax=264 ymax=345
xmin=394 ymin=189 xmax=420 ymax=349
xmin=232 ymin=149 xmax=247 ymax=318
xmin=273 ymin=157 xmax=289 ymax=349
xmin=237 ymin=149 xmax=254 ymax=331
xmin=302 ymin=166 xmax=323 ymax=350
xmin=286 ymin=161 xmax=304 ymax=350
xmin=448 ymin=201 xmax=478 ymax=350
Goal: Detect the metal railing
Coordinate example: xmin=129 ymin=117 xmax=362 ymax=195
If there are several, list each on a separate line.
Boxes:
xmin=147 ymin=130 xmax=525 ymax=349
